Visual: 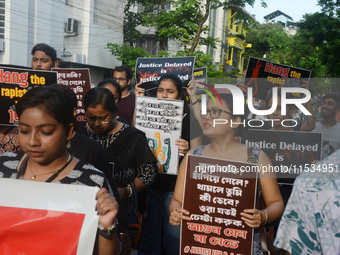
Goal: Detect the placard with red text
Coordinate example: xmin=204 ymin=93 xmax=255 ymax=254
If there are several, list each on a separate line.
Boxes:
xmin=52 ymin=68 xmax=91 ymax=123
xmin=244 ymin=57 xmax=311 ymax=100
xmin=0 ymin=66 xmax=57 ymax=125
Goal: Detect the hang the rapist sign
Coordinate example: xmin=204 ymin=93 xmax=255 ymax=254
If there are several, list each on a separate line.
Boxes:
xmin=0 ymin=178 xmax=99 ymax=255
xmin=135 ymin=96 xmax=184 ymax=175
xmin=181 ymin=155 xmax=257 ymax=255
xmin=0 ymin=66 xmax=57 ymax=125
xmin=244 ymin=57 xmax=311 ymax=100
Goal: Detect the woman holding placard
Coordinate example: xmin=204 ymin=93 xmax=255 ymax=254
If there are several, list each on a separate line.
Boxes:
xmin=169 ymin=92 xmax=284 ymax=254
xmin=136 ymin=74 xmax=201 ymax=255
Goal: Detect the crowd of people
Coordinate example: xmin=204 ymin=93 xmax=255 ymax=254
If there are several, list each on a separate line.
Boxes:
xmin=0 ymin=42 xmax=339 ymax=255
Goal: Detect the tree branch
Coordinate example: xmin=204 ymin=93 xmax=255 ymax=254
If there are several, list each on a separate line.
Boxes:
xmin=189 ymin=0 xmax=211 ymax=52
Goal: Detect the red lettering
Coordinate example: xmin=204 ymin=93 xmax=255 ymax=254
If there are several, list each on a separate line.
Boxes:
xmin=76 ymin=115 xmax=86 ymax=122
xmin=8 ymin=110 xmax=18 ymax=123
xmin=264 ymin=63 xmax=290 ymax=79
xmin=0 ymin=69 xmax=29 ymax=88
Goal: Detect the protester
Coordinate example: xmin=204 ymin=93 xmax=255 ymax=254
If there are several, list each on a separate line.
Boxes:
xmin=31 ymin=43 xmax=57 ymax=71
xmin=274 ymin=148 xmax=340 ymax=255
xmin=112 ymin=66 xmax=135 ymax=125
xmin=169 ymin=92 xmax=284 ymax=254
xmin=97 ymin=78 xmax=128 ymax=124
xmin=311 ymin=93 xmax=340 ymax=159
xmin=0 ymin=86 xmax=120 ymax=255
xmin=82 ymin=87 xmax=158 ymax=252
xmin=136 ymin=74 xmax=202 ymax=255
xmin=49 ymin=84 xmax=113 ymax=175
xmin=50 ymin=84 xmax=130 ymax=246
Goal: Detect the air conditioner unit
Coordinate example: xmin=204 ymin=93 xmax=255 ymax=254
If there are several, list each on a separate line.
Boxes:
xmin=65 ymin=18 xmax=81 ymax=35
xmin=73 ymin=53 xmax=86 ymax=64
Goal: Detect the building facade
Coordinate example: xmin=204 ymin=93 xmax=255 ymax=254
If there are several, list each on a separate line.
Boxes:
xmin=0 ymin=0 xmax=123 ymax=85
xmin=200 ymin=5 xmax=253 ymax=80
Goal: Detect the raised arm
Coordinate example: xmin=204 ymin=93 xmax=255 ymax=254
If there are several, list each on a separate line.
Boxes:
xmin=96 ymin=187 xmax=121 ymax=255
xmin=241 ymin=150 xmax=284 ymax=228
xmin=187 ymin=80 xmax=203 ymax=129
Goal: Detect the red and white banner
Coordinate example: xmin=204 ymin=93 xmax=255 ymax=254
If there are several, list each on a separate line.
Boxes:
xmin=0 ymin=178 xmax=99 ymax=255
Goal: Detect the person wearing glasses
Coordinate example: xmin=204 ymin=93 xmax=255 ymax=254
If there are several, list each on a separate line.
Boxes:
xmin=82 ymin=87 xmax=158 ymax=251
xmin=112 ymin=66 xmax=135 ymax=125
xmin=169 ymin=92 xmax=284 ymax=255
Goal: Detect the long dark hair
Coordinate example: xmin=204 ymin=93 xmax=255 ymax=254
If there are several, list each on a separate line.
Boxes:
xmin=97 ymin=78 xmax=122 ymax=102
xmin=158 ymin=74 xmax=190 ymax=115
xmin=84 ymin=87 xmax=119 ymax=114
xmin=16 ymin=86 xmax=74 ymax=133
xmin=49 ymin=83 xmax=79 ymax=131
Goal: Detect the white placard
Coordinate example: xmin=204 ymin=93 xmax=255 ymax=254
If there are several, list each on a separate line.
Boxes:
xmin=0 ymin=178 xmax=99 ymax=255
xmin=135 ymin=96 xmax=184 ymax=175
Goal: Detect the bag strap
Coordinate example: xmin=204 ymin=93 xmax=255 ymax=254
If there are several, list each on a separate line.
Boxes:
xmin=247 ymin=147 xmax=269 ymax=254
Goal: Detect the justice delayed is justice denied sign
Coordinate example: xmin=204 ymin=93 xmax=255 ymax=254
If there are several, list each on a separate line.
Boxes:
xmin=0 ymin=178 xmax=99 ymax=255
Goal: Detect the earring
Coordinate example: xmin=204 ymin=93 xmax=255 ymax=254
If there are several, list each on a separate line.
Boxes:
xmin=66 ymin=141 xmax=71 ymax=150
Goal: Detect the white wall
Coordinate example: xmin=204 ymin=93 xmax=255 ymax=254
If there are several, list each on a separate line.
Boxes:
xmin=63 ymin=0 xmax=123 ymax=68
xmin=1 ymin=0 xmax=122 ymax=70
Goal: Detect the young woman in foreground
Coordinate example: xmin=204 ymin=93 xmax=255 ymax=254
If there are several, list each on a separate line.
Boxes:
xmin=0 ymin=86 xmax=120 ymax=255
xmin=169 ymin=92 xmax=284 ymax=254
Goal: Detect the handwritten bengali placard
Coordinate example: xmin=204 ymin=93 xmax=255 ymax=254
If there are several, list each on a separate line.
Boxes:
xmin=181 ymin=155 xmax=258 ymax=255
xmin=135 ymin=96 xmax=184 ymax=175
xmin=52 ymin=68 xmax=91 ymax=123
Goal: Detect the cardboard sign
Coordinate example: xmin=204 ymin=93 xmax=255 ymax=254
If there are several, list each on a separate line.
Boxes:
xmin=135 ymin=57 xmax=195 ymax=91
xmin=181 ymin=155 xmax=257 ymax=255
xmin=0 ymin=66 xmax=57 ymax=125
xmin=135 ymin=96 xmax=184 ymax=175
xmin=51 ymin=68 xmax=91 ymax=123
xmin=242 ymin=129 xmax=322 ymax=183
xmin=194 ymin=67 xmax=208 ymax=95
xmin=244 ymin=57 xmax=312 ymax=100
xmin=0 ymin=178 xmax=99 ymax=255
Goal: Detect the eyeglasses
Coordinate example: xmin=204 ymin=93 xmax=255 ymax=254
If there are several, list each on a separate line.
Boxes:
xmin=201 ymin=109 xmax=233 ymax=119
xmin=86 ymin=114 xmax=112 ymax=124
xmin=113 ymin=77 xmax=127 ymax=82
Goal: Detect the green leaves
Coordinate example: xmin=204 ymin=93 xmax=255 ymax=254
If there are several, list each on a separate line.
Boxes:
xmin=106 ymin=43 xmax=151 ymax=71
